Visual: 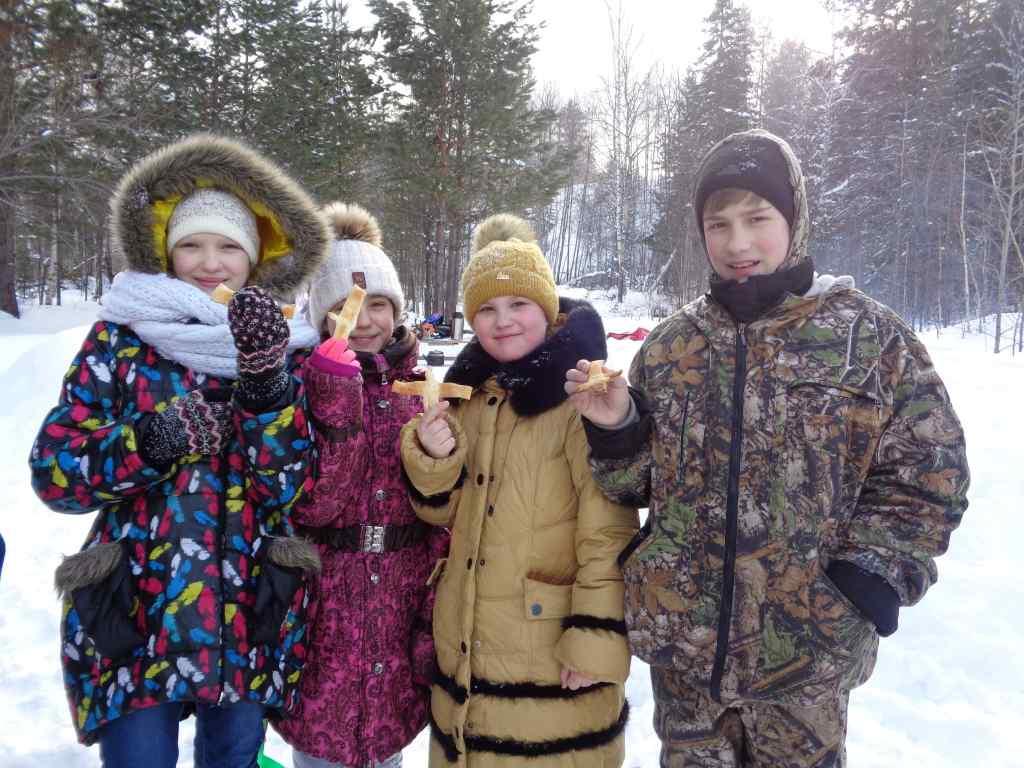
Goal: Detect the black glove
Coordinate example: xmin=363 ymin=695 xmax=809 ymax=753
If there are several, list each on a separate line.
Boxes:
xmin=826 ymin=560 xmax=900 ymax=637
xmin=140 ymin=388 xmax=234 ymax=468
xmin=228 ymin=286 xmax=291 ymax=410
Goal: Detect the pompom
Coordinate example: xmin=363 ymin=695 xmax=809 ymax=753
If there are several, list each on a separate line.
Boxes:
xmin=470 ymin=213 xmax=536 ymax=254
xmin=322 ymin=202 xmax=382 ymax=247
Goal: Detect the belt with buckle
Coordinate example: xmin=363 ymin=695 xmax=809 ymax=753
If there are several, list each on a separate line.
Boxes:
xmin=300 ymin=521 xmax=428 ymax=553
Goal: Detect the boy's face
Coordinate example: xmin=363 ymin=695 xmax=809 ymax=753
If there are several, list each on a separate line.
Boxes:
xmin=472 ymin=295 xmax=548 ymax=363
xmin=702 ymin=192 xmax=791 ymax=282
xmin=170 ymin=233 xmax=251 ymax=293
xmin=325 ymin=293 xmax=395 ymax=353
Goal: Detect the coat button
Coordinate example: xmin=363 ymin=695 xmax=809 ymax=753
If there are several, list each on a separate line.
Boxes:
xmin=461 ymin=641 xmax=468 ymax=653
xmin=476 ymin=473 xmax=484 ymax=485
xmin=531 ymin=603 xmax=542 ymax=616
xmin=370 ymin=572 xmax=380 ymax=585
xmin=487 ymin=396 xmax=498 ymax=405
xmin=489 ymin=474 xmax=495 ymax=482
xmin=473 ymin=640 xmax=481 ymax=649
xmin=377 ymin=399 xmax=389 ymax=409
xmin=466 ymin=558 xmax=473 ymax=569
xmin=374 ymin=489 xmax=386 ymax=501
xmin=487 ymin=505 xmax=494 ymax=516
xmin=479 ymin=559 xmax=485 ymax=567
xmin=373 ymin=661 xmax=384 ymax=674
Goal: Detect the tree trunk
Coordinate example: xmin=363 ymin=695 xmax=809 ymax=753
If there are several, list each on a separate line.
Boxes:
xmin=0 ymin=0 xmax=20 ymax=317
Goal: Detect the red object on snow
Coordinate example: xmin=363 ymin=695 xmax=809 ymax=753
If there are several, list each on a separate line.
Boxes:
xmin=607 ymin=327 xmax=650 ymax=341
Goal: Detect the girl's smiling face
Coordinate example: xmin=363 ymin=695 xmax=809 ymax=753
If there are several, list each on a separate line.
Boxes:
xmin=170 ymin=233 xmax=251 ymax=293
xmin=325 ymin=294 xmax=396 ymax=353
xmin=471 ymin=296 xmax=548 ymax=362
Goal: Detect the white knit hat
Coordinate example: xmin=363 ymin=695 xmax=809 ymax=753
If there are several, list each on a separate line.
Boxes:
xmin=166 ymin=188 xmax=261 ymax=265
xmin=307 ymin=203 xmax=405 ymax=333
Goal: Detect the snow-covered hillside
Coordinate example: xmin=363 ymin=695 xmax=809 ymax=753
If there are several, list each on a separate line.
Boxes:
xmin=1 ymin=291 xmax=1020 ymax=767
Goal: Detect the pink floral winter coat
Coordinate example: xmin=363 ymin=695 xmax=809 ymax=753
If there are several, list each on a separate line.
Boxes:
xmin=274 ymin=327 xmax=448 ymax=764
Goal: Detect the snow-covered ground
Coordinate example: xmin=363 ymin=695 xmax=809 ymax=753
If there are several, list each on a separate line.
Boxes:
xmin=1 ymin=291 xmax=1021 ymax=767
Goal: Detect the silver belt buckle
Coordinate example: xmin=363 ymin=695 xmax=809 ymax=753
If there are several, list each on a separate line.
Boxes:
xmin=361 ymin=524 xmax=386 ymax=553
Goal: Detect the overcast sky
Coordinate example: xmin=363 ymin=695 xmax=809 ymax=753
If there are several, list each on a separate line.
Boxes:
xmin=346 ymin=0 xmax=838 ymax=99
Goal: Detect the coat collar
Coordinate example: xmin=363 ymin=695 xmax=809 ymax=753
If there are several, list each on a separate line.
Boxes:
xmin=445 ymin=297 xmax=607 ymax=417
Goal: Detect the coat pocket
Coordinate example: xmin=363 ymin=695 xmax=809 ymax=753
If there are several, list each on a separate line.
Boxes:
xmin=783 ymin=380 xmax=883 ymax=528
xmin=524 ymin=577 xmax=573 ymax=621
xmin=617 ymin=517 xmax=652 ymax=568
xmin=251 ymin=536 xmax=320 ymax=645
xmin=56 ymin=540 xmax=144 ymax=660
xmin=653 ymin=389 xmax=709 ymax=504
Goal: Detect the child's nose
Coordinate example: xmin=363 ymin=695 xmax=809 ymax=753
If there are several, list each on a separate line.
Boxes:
xmin=728 ymin=225 xmax=753 ymax=253
xmin=201 ymin=246 xmax=221 ymax=268
xmin=355 ymin=306 xmax=372 ymax=326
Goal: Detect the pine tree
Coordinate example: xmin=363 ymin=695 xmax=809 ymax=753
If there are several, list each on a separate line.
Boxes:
xmin=693 ymin=0 xmax=755 ymax=146
xmin=369 ymin=0 xmax=567 ymax=316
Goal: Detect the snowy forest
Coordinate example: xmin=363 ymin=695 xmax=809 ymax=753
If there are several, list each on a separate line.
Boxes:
xmin=2 ymin=0 xmax=1023 ymax=352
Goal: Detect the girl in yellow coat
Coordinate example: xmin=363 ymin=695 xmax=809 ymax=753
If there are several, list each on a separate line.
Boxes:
xmin=401 ymin=215 xmax=640 ymax=767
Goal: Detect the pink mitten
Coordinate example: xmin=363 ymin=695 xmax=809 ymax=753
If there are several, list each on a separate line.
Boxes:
xmin=311 ymin=337 xmax=361 ymax=378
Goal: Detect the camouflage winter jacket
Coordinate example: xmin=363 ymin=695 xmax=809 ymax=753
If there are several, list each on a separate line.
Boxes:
xmin=588 ymin=282 xmax=969 ymax=707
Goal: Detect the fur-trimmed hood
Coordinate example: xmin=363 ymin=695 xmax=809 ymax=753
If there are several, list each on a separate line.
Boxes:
xmin=110 ymin=133 xmax=330 ymax=296
xmin=445 ymin=297 xmax=607 ymax=417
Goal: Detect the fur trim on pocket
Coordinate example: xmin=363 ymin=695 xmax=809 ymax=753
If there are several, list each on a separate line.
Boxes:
xmin=54 ymin=540 xmax=125 ymax=599
xmin=266 ymin=535 xmax=321 ymax=573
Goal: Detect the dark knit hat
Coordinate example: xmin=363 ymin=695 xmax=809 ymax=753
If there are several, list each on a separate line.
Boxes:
xmin=694 ymin=133 xmax=795 ymax=229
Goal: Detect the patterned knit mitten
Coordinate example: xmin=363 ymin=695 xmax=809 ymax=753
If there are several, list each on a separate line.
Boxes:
xmin=227 ymin=287 xmax=291 ymax=410
xmin=141 ymin=388 xmax=234 ymax=467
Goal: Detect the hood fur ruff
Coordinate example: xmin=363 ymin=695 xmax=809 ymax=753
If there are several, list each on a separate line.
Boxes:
xmin=445 ymin=297 xmax=607 ymax=417
xmin=110 ymin=133 xmax=330 ymax=296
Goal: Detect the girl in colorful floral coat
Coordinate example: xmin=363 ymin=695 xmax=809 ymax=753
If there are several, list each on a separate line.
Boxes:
xmin=29 ymin=134 xmax=329 ymax=768
xmin=273 ymin=204 xmax=447 ymax=768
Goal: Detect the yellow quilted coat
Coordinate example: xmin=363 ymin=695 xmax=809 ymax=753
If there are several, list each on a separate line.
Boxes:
xmin=400 ymin=299 xmax=639 ymax=767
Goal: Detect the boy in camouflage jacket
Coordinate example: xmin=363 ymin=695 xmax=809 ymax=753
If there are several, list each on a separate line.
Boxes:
xmin=566 ymin=129 xmax=969 ymax=767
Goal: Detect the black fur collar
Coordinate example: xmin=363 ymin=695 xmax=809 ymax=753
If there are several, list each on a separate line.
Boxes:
xmin=445 ymin=297 xmax=607 ymax=417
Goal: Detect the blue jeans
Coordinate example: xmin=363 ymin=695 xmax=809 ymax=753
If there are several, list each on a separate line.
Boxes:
xmin=98 ymin=701 xmax=265 ymax=768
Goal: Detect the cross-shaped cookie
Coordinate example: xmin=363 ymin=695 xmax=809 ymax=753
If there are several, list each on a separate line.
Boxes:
xmin=574 ymin=359 xmax=622 ymax=394
xmin=393 ymin=367 xmax=473 ymax=409
xmin=211 ymin=283 xmax=296 ymax=318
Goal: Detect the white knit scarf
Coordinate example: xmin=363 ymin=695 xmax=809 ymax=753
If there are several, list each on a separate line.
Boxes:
xmin=99 ymin=271 xmax=319 ymax=378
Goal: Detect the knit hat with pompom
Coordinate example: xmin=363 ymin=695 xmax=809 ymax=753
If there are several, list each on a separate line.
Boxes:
xmin=306 ymin=202 xmax=404 ymax=333
xmin=461 ymin=214 xmax=558 ymax=324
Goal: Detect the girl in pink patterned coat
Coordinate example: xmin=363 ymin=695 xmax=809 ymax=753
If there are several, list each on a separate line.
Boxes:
xmin=274 ymin=204 xmax=448 ymax=768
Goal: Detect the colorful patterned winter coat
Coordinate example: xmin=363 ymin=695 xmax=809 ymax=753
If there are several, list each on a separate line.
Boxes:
xmin=31 ymin=323 xmax=316 ymax=743
xmin=589 ymin=282 xmax=970 ymax=707
xmin=274 ymin=328 xmax=447 ymax=764
xmin=28 ymin=134 xmax=329 ymax=744
xmin=401 ymin=299 xmax=639 ymax=768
